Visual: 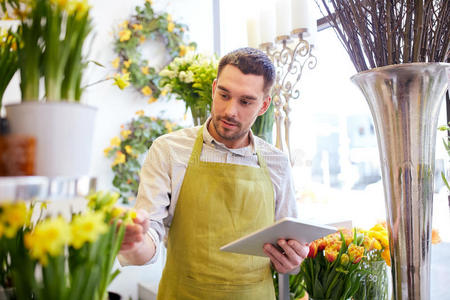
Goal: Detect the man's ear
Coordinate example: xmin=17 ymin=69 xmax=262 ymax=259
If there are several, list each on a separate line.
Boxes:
xmin=258 ymin=96 xmax=272 ymax=116
xmin=212 ymin=78 xmax=217 ymax=98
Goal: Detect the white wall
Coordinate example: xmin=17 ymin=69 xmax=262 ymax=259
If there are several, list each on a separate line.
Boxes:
xmin=3 ymin=1 xmax=214 ymax=299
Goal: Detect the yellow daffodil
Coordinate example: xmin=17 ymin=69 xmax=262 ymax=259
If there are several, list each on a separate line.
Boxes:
xmin=145 ymin=0 xmax=153 ymax=4
xmin=70 ymin=210 xmax=108 ymax=249
xmin=141 ymin=86 xmax=153 ymax=96
xmin=160 ymin=89 xmax=168 ymax=96
xmin=112 ymin=151 xmax=126 ymax=166
xmin=110 ymin=136 xmax=121 ymax=147
xmin=148 ymin=97 xmax=157 ymax=104
xmin=123 ymin=59 xmax=132 ymax=68
xmin=119 ymin=29 xmax=132 ymax=42
xmin=87 ymin=191 xmax=119 ymax=212
xmin=139 ymin=35 xmax=146 ymax=44
xmin=112 ymin=57 xmax=120 ymax=69
xmin=167 ymin=22 xmax=175 ymax=32
xmin=125 ymin=145 xmax=133 ymax=154
xmin=166 ymin=14 xmax=172 ymax=22
xmin=67 ymin=0 xmax=90 ymax=18
xmin=135 ymin=110 xmax=145 ymax=116
xmin=111 ymin=206 xmax=125 ymax=219
xmin=24 ymin=217 xmax=71 ymax=265
xmin=0 ymin=202 xmax=29 ymax=238
xmin=113 ymin=73 xmax=130 ymax=90
xmin=141 ymin=66 xmax=149 ymax=75
xmin=121 ymin=129 xmax=132 ymax=139
xmin=132 ymin=24 xmax=143 ymax=31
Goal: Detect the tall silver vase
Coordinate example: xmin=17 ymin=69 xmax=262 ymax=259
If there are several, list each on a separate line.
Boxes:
xmin=351 ymin=63 xmax=449 ymax=300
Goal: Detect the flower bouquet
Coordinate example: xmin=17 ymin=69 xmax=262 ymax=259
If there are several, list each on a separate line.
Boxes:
xmin=104 ymin=111 xmax=182 ymax=203
xmin=0 ymin=191 xmax=133 ymax=300
xmin=300 ymin=229 xmax=367 ymax=300
xmin=353 ymin=223 xmax=390 ymax=300
xmin=159 ymin=52 xmax=218 ymax=125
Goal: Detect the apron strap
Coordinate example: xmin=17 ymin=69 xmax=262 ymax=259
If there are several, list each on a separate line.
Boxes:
xmin=188 ymin=125 xmax=205 ymax=165
xmin=188 ymin=125 xmax=270 ymax=174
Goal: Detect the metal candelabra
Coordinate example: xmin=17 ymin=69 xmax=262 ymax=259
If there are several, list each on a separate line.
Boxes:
xmin=260 ymin=28 xmax=317 ymax=164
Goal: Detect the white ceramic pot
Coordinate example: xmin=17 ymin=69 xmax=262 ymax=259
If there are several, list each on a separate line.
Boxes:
xmin=5 ymin=102 xmax=97 ymax=177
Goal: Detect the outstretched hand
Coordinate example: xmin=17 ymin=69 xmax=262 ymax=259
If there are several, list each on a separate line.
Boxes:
xmin=119 ymin=209 xmax=150 ymax=252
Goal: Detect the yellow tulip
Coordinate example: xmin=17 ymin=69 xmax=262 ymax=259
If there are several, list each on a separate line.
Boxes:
xmin=112 ymin=57 xmax=120 ymax=69
xmin=141 ymin=86 xmax=153 ymax=96
xmin=123 ymin=59 xmax=132 ymax=68
xmin=125 ymin=145 xmax=133 ymax=154
xmin=121 ymin=129 xmax=132 ymax=139
xmin=167 ymin=22 xmax=175 ymax=32
xmin=110 ymin=136 xmax=121 ymax=147
xmin=141 ymin=66 xmax=149 ymax=75
xmin=119 ymin=29 xmax=132 ymax=42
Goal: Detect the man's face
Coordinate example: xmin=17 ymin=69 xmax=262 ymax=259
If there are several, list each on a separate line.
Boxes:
xmin=209 ymin=64 xmax=271 ymax=149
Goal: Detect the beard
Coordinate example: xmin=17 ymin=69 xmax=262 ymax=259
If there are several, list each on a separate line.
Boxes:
xmin=211 ymin=114 xmax=248 ymax=142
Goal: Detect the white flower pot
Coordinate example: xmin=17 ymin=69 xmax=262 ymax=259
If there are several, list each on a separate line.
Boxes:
xmin=5 ymin=102 xmax=97 ymax=177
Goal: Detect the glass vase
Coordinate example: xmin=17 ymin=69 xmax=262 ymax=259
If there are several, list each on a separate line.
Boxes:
xmin=190 ymin=105 xmax=210 ymax=126
xmin=354 ymin=260 xmax=389 ymax=300
xmin=351 ymin=63 xmax=449 ymax=299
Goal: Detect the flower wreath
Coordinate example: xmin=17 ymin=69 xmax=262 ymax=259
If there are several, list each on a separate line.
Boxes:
xmin=112 ymin=0 xmax=196 ymax=102
xmin=104 ymin=110 xmax=182 ymax=203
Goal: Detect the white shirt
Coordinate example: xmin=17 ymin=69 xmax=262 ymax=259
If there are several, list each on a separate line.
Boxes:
xmin=135 ymin=119 xmax=298 ymax=263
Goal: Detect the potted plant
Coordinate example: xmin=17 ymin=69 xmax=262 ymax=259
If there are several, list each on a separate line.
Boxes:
xmin=1 ymin=0 xmax=97 ymax=177
xmin=316 ymin=1 xmax=449 ymax=298
xmin=0 ymin=191 xmax=132 ymax=300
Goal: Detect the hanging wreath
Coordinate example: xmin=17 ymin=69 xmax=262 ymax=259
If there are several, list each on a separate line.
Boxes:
xmin=112 ymin=0 xmax=196 ymax=102
xmin=104 ymin=110 xmax=182 ymax=203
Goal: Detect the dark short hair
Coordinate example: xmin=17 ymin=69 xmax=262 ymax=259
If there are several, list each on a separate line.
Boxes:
xmin=217 ymin=47 xmax=275 ymax=95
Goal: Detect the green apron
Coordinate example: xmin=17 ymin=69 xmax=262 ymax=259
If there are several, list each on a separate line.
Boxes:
xmin=157 ymin=126 xmax=276 ymax=300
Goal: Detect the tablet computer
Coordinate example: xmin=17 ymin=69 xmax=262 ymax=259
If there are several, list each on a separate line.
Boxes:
xmin=220 ymin=217 xmax=337 ymax=257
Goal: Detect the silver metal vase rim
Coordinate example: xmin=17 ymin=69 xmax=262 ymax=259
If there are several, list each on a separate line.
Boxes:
xmin=350 ymin=62 xmax=450 ymax=80
xmin=4 ymin=101 xmax=98 ymax=111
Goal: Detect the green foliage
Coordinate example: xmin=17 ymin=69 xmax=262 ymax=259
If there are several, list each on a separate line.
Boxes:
xmin=105 ymin=113 xmax=182 ymax=203
xmin=113 ymin=1 xmax=196 ymax=98
xmin=252 ymin=101 xmax=274 ymax=143
xmin=0 ymin=192 xmax=129 ymax=300
xmin=4 ymin=0 xmax=93 ymax=101
xmin=438 ymin=123 xmax=450 ymax=190
xmin=0 ymin=28 xmax=18 ymax=107
xmin=300 ymin=231 xmax=367 ymax=300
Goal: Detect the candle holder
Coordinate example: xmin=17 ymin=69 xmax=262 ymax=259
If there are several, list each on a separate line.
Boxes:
xmin=260 ymin=28 xmax=317 ymax=164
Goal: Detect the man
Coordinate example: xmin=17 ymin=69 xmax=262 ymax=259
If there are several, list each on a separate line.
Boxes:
xmin=119 ymin=47 xmax=309 ymax=299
